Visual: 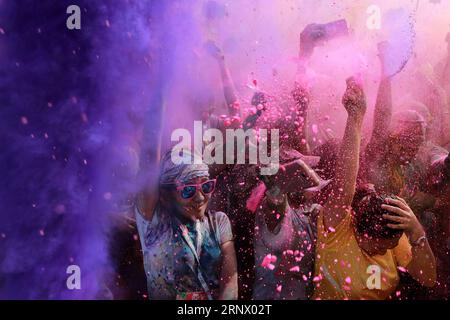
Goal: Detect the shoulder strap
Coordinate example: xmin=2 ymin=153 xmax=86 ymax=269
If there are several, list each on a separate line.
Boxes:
xmin=175 ymin=218 xmax=214 ymax=300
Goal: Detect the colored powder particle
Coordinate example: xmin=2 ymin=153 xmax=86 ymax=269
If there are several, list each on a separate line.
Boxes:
xmin=246 ymin=182 xmax=266 ymax=213
xmin=289 ymin=266 xmax=300 ymax=272
xmin=345 ymin=276 xmax=352 ymax=284
xmin=223 ymin=119 xmax=231 ymax=127
xmin=231 ymin=116 xmax=241 ymax=124
xmin=397 ymin=266 xmax=407 ymax=272
xmin=312 ymin=124 xmax=318 ymax=135
xmin=276 ymin=285 xmax=282 ymax=293
xmin=20 ymin=116 xmax=28 ymax=125
xmin=261 ymin=254 xmax=277 ymax=270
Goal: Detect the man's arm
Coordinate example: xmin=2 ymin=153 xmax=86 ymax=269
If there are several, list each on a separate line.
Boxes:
xmin=218 ymin=240 xmax=238 ymax=300
xmin=322 ymin=78 xmax=366 ymax=230
xmin=204 ymin=41 xmax=241 ymax=178
xmin=289 ymin=24 xmax=326 ymax=154
xmin=206 ymin=41 xmax=240 ymax=118
xmin=366 ymin=42 xmax=393 ymax=155
xmin=382 ymin=197 xmax=437 ymax=287
xmin=291 ymin=83 xmax=311 ymax=154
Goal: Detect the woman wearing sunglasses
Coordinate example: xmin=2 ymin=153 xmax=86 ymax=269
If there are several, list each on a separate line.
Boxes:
xmin=135 ymin=150 xmax=238 ymax=300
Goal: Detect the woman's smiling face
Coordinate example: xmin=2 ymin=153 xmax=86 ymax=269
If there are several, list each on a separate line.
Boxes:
xmin=170 ymin=177 xmax=212 ymax=221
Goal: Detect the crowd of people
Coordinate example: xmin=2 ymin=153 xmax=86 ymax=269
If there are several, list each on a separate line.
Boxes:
xmin=123 ymin=23 xmax=450 ymax=300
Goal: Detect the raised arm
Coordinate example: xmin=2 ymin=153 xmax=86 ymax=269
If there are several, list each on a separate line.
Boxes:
xmin=366 ymin=42 xmax=393 ymax=154
xmin=288 ymin=24 xmax=326 ymax=154
xmin=291 ymin=83 xmax=311 ymax=154
xmin=218 ymin=240 xmax=238 ymax=300
xmin=382 ymin=197 xmax=437 ymax=287
xmin=323 ymin=78 xmax=366 ymax=229
xmin=206 ymin=41 xmax=240 ymax=118
xmin=136 ymin=104 xmax=164 ymax=221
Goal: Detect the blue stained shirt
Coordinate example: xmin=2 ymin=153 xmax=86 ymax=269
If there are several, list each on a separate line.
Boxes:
xmin=135 ymin=204 xmax=233 ymax=300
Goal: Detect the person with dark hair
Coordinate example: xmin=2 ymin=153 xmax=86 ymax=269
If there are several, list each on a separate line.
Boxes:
xmin=135 ymin=150 xmax=238 ymax=300
xmin=352 ymin=187 xmax=408 ymax=254
xmin=204 ymin=26 xmax=324 ymax=299
xmin=252 ymin=155 xmax=328 ymax=300
xmin=312 ymin=76 xmax=437 ymax=299
xmin=359 ymin=42 xmax=426 ymax=196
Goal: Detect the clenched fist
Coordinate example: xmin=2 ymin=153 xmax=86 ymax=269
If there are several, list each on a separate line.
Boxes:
xmin=342 ymin=77 xmax=367 ymax=119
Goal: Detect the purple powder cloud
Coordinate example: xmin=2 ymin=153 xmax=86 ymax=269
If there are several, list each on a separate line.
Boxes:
xmin=0 ymin=0 xmax=170 ymax=299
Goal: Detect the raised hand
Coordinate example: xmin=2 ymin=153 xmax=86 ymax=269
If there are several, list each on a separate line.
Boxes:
xmin=299 ymin=23 xmax=326 ymax=57
xmin=291 ymin=82 xmax=310 ymax=109
xmin=342 ymin=77 xmax=367 ymax=120
xmin=381 ymin=197 xmax=425 ymax=243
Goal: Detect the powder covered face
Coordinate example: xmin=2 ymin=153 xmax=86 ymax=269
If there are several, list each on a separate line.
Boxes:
xmin=389 ymin=123 xmax=425 ymax=165
xmin=170 ymin=177 xmax=212 ymax=221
